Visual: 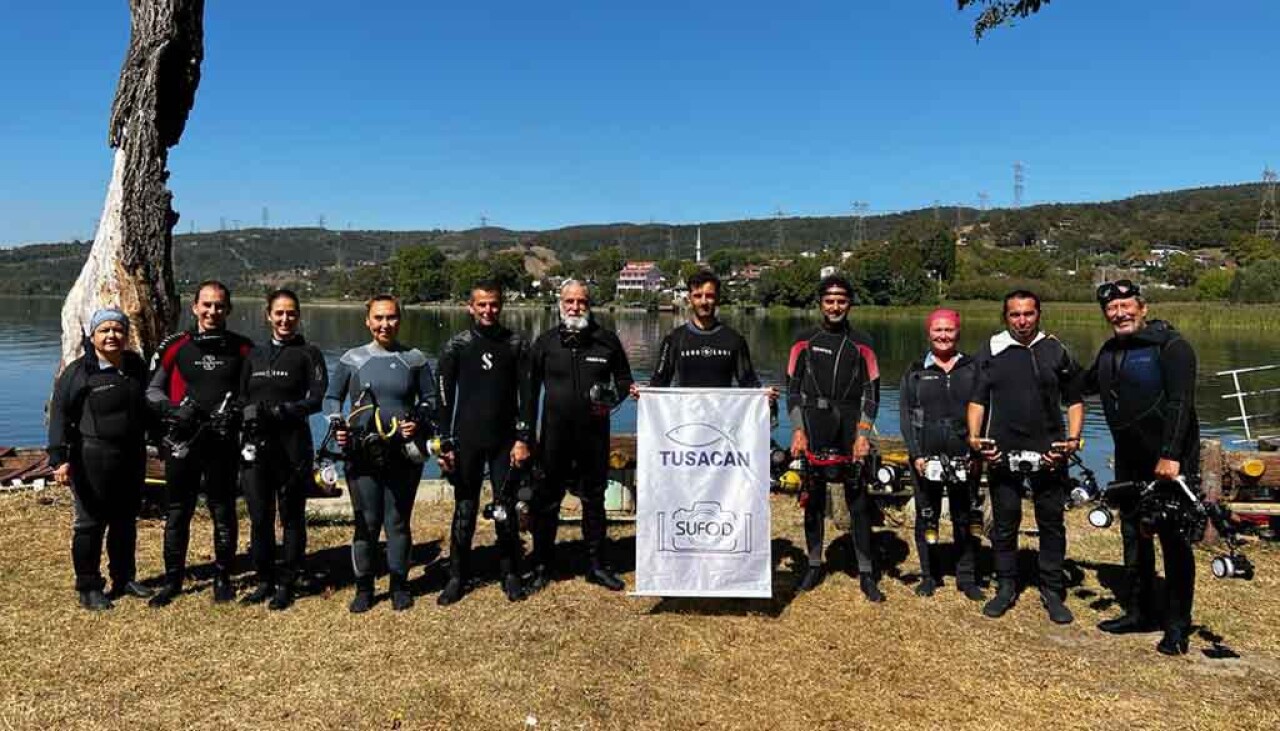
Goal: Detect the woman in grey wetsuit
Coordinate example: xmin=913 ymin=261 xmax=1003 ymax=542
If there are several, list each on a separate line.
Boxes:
xmin=324 ymin=295 xmax=438 ymax=613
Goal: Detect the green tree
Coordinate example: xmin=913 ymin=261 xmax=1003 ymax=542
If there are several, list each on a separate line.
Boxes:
xmin=708 ymin=248 xmax=744 ymax=275
xmin=1121 ymin=239 xmax=1151 ymax=265
xmin=1195 ymin=268 xmax=1234 ymax=301
xmin=1163 ymin=254 xmax=1200 ymax=288
xmin=892 ymin=219 xmax=956 ymax=281
xmin=958 ymin=1 xmax=1053 ymax=39
xmin=678 ymin=261 xmax=703 ymax=283
xmin=1231 ymin=261 xmax=1280 ymax=303
xmin=347 ymin=265 xmax=392 ymax=299
xmin=755 ymin=258 xmax=824 ymax=307
xmin=392 ymin=245 xmax=448 ymax=303
xmin=1227 ymin=233 xmax=1279 ymax=266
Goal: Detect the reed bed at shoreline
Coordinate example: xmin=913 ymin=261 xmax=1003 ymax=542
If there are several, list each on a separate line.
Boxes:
xmin=2 ymin=488 xmax=1278 ymax=730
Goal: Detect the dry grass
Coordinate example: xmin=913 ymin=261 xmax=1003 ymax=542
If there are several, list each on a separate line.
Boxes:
xmin=1 ymin=490 xmax=1279 ymax=731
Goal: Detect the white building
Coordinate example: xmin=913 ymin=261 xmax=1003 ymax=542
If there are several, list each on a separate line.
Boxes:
xmin=616 ymin=261 xmax=665 ymax=294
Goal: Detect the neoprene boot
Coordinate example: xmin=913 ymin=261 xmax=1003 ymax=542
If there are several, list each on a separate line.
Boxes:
xmin=390 ymin=573 xmax=413 ymax=611
xmin=212 ymin=573 xmax=235 ymax=603
xmin=526 ymin=564 xmax=552 ymax=595
xmin=1156 ymin=626 xmax=1190 ymax=656
xmin=241 ymin=582 xmax=274 ymax=605
xmin=148 ymin=583 xmax=182 ymax=608
xmin=349 ymin=576 xmax=375 ymax=614
xmin=586 ymin=563 xmax=625 ymax=592
xmin=860 ymin=574 xmax=886 ymax=603
xmin=78 ymin=588 xmax=113 ymax=611
xmin=268 ymin=584 xmax=293 ymax=611
xmin=437 ymin=576 xmax=465 ymax=606
xmin=502 ymin=573 xmax=526 ymax=602
xmin=1099 ymin=613 xmax=1157 ymax=634
xmin=108 ymin=580 xmax=154 ymax=600
xmin=1040 ymin=588 xmax=1074 ymax=625
xmin=915 ymin=577 xmax=938 ymax=598
xmin=796 ymin=565 xmax=825 ymax=592
xmin=983 ymin=582 xmax=1017 ymax=618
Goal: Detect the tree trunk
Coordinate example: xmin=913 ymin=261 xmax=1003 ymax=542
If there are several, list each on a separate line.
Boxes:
xmin=59 ymin=0 xmax=204 ymax=366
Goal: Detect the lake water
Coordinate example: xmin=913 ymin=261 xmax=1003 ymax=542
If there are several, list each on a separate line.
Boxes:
xmin=5 ymin=296 xmax=1278 ymax=483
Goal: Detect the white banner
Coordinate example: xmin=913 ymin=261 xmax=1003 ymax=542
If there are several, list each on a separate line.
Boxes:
xmin=633 ymin=388 xmax=772 ymax=598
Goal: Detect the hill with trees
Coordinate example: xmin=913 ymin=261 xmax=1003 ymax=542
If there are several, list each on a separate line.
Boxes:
xmin=2 ymin=182 xmax=1274 ymax=304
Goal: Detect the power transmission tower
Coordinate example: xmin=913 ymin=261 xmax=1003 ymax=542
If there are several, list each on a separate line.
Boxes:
xmin=1259 ymin=167 xmax=1280 ymax=240
xmin=978 ymin=192 xmax=989 ymax=212
xmin=261 ymin=206 xmax=269 ymax=228
xmin=1013 ymin=162 xmax=1025 ymax=209
xmin=219 ymin=216 xmax=226 ymax=232
xmin=933 ymin=200 xmax=942 ymax=221
xmin=774 ymin=207 xmax=787 ymax=253
xmin=851 ymin=201 xmax=868 ymax=248
xmin=318 ymin=214 xmax=326 ymax=230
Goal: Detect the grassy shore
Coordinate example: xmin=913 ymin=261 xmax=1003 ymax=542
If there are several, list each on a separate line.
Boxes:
xmin=2 ymin=490 xmax=1278 ymax=730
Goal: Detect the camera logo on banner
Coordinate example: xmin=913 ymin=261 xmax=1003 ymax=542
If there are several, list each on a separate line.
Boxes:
xmin=657 ymin=501 xmax=753 ymax=555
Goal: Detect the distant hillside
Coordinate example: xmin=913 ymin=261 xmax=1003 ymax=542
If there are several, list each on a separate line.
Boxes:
xmin=0 ymin=182 xmax=1267 ymax=295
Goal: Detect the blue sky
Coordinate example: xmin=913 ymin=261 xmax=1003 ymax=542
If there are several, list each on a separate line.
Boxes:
xmin=2 ymin=0 xmax=1278 ymax=245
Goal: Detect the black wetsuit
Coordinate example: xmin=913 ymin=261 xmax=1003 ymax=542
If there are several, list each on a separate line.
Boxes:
xmin=650 ymin=321 xmax=761 ymax=388
xmin=324 ymin=342 xmax=437 ymax=585
xmin=785 ymin=322 xmax=880 ymax=574
xmin=147 ymin=328 xmax=253 ymax=589
xmin=436 ymin=323 xmax=533 ymax=581
xmin=240 ymin=335 xmax=328 ymax=589
xmin=971 ymin=331 xmax=1083 ymax=594
xmin=48 ymin=345 xmax=150 ymax=592
xmin=526 ymin=321 xmax=634 ymax=571
xmin=1085 ymin=320 xmax=1198 ymax=631
xmin=899 ymin=352 xmax=982 ymax=589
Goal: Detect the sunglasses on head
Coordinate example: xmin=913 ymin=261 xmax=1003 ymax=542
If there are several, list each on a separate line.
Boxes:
xmin=1096 ymin=279 xmax=1141 ymax=306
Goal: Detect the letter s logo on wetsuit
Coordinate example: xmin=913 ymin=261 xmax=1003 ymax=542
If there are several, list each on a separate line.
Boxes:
xmin=481 ymin=352 xmax=494 ymax=371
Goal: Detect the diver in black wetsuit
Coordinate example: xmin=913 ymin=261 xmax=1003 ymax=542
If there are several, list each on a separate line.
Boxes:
xmin=1085 ymin=280 xmax=1200 ymax=656
xmin=435 ymin=280 xmax=532 ymax=605
xmin=786 ymin=275 xmax=885 ymax=602
xmin=899 ymin=308 xmax=985 ymax=602
xmin=650 ymin=270 xmax=763 ymax=389
xmin=967 ymin=290 xmax=1084 ymax=625
xmin=48 ymin=308 xmax=154 ymax=610
xmin=147 ymin=281 xmax=253 ymax=607
xmin=239 ymin=289 xmax=327 ymax=611
xmin=525 ymin=280 xmax=635 ymax=593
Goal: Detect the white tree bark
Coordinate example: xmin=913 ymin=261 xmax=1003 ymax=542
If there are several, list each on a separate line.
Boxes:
xmin=60 ymin=149 xmax=131 ymax=365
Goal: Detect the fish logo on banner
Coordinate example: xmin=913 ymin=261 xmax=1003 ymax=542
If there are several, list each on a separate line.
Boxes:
xmin=659 ymin=423 xmax=751 ymax=469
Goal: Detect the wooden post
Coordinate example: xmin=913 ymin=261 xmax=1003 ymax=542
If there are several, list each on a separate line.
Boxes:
xmin=1200 ymin=438 xmax=1225 ymax=543
xmin=59 ymin=0 xmax=205 ymax=366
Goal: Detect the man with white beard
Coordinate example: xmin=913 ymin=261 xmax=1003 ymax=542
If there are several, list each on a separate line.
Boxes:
xmin=524 ymin=280 xmax=635 ymax=593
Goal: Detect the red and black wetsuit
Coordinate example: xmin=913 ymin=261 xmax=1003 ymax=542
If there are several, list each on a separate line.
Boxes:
xmin=146 ymin=328 xmax=253 ymax=590
xmin=785 ymin=322 xmax=880 ymax=574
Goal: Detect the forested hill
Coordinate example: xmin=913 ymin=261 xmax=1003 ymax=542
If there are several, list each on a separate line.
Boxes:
xmin=0 ymin=181 xmax=1267 ymax=296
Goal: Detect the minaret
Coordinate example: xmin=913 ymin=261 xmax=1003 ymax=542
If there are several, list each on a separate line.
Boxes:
xmin=695 ymin=226 xmax=703 ymax=264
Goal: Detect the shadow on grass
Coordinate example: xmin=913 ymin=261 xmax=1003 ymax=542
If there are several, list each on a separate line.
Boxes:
xmin=645 ymin=538 xmax=806 ymax=618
